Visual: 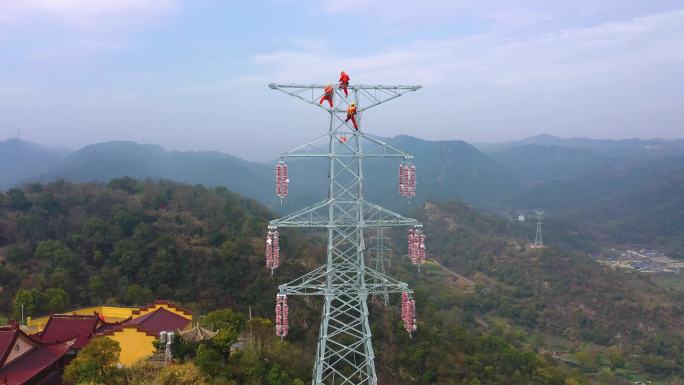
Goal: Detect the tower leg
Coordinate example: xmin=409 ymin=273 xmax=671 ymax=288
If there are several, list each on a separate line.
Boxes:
xmin=312 ymin=294 xmax=376 ymax=385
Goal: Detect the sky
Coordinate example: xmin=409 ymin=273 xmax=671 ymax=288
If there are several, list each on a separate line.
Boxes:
xmin=1 ymin=0 xmax=683 ymax=161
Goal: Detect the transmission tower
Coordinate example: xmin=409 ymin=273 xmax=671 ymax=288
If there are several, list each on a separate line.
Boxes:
xmin=368 ymin=228 xmax=393 ymax=305
xmin=534 ymin=210 xmax=544 ymax=247
xmin=266 ymin=81 xmax=423 ymax=385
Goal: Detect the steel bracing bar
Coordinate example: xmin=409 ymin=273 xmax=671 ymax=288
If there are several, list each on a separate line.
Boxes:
xmin=277 ymin=129 xmax=414 ymax=159
xmin=277 ymin=264 xmax=411 ymax=296
xmin=368 ymin=228 xmax=392 ymax=304
xmin=269 ymin=199 xmax=420 ymax=228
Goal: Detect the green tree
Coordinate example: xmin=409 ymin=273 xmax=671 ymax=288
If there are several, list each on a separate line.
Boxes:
xmin=7 ymin=188 xmax=30 ymax=211
xmin=35 ymin=240 xmax=78 ymax=273
xmin=12 ymin=288 xmax=43 ymax=321
xmin=88 ymin=275 xmax=108 ymax=303
xmin=598 ymin=367 xmax=615 ymax=383
xmin=43 ymin=288 xmax=71 ymax=314
xmin=575 ymin=349 xmax=598 ymax=368
xmin=153 ymin=363 xmax=208 ymax=385
xmin=123 ymin=284 xmax=153 ymax=305
xmin=248 ymin=317 xmax=275 ymax=359
xmin=63 ymin=337 xmax=122 ymax=385
xmin=200 ymin=309 xmax=244 ymax=356
xmin=108 ymin=177 xmax=142 ymax=195
xmin=195 ymin=344 xmax=225 ymax=377
xmin=605 ymin=346 xmax=625 ymax=369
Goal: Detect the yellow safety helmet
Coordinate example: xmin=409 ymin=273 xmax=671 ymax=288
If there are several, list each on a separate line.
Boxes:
xmin=350 ymin=102 xmax=356 ymax=107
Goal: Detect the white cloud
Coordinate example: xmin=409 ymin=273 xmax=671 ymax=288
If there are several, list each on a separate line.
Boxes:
xmin=253 ymin=9 xmax=684 ymax=86
xmin=250 ymin=9 xmax=684 ymax=141
xmin=0 ymin=0 xmax=179 ymax=26
xmin=319 ymin=0 xmax=683 ymax=32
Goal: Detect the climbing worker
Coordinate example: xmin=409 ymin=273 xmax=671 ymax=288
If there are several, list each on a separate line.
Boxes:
xmin=339 ymin=71 xmax=350 ymax=97
xmin=319 ymin=84 xmax=334 ymax=107
xmin=346 ymin=102 xmax=358 ymax=130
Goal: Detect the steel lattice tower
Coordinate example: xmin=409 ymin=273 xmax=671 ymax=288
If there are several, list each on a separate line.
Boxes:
xmin=368 ymin=228 xmax=392 ymax=305
xmin=268 ymin=82 xmax=422 ymax=385
xmin=534 ymin=210 xmax=544 ymax=247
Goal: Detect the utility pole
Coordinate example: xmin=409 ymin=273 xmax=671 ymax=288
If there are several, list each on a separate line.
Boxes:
xmin=534 ymin=210 xmax=544 ymax=247
xmin=266 ymin=81 xmax=423 ymax=385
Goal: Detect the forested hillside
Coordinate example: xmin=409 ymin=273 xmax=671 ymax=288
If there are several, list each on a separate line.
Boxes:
xmin=0 ymin=180 xmax=586 ymax=384
xmin=1 ymin=180 xmax=682 ymax=384
xmin=412 ymin=201 xmax=684 ymax=382
xmin=511 ymin=154 xmax=684 ymax=258
xmin=0 ymin=178 xmax=298 ymax=315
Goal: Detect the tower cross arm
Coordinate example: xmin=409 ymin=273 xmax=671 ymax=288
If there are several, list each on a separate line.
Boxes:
xmin=269 ymin=83 xmax=421 ymax=90
xmin=269 ymin=200 xmax=422 ymax=228
xmin=268 ymin=83 xmax=421 ymax=111
xmin=276 ymin=265 xmax=413 ymax=296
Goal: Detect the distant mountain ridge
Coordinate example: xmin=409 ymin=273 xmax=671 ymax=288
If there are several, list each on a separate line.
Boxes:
xmin=476 ymin=133 xmax=684 ymax=159
xmin=487 ymin=144 xmax=608 ymax=186
xmin=31 ymin=141 xmax=276 ymax=205
xmin=3 ymin=133 xmax=683 ymax=261
xmin=510 ymin=153 xmax=684 ymax=258
xmin=0 ymin=139 xmax=69 ymax=189
xmin=0 ymin=137 xmax=518 ymax=212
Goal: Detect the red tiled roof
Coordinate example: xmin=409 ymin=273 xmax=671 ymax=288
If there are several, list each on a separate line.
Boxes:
xmin=93 ymin=317 xmax=130 ymax=336
xmin=123 ymin=308 xmax=191 ymax=336
xmin=0 ymin=326 xmax=20 ymax=367
xmin=0 ymin=339 xmax=73 ymax=385
xmin=36 ymin=314 xmax=100 ymax=349
xmin=132 ymin=300 xmax=192 ymax=316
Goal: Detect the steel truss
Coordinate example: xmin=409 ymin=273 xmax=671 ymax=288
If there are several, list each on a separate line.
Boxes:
xmin=368 ymin=228 xmax=392 ymax=305
xmin=268 ymin=82 xmax=421 ymax=385
xmin=534 ymin=210 xmax=544 ymax=247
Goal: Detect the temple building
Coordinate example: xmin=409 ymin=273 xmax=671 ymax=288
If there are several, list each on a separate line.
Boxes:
xmin=95 ymin=306 xmax=192 ymax=365
xmin=26 ymin=301 xmax=192 ymax=333
xmin=2 ymin=300 xmax=193 ymax=380
xmin=0 ymin=323 xmax=73 ymax=385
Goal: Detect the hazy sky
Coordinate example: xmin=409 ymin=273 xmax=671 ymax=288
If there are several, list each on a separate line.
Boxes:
xmin=1 ymin=0 xmax=683 ymax=161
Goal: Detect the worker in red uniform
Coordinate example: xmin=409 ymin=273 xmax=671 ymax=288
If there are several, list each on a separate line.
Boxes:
xmin=319 ymin=84 xmax=334 ymax=107
xmin=346 ymin=102 xmax=358 ymax=130
xmin=339 ymin=71 xmax=350 ymax=97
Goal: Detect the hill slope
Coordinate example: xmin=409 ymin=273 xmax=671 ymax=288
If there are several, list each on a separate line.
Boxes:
xmin=6 ymin=137 xmax=518 ymax=213
xmin=487 ymin=144 xmax=608 ymax=187
xmin=414 ymin=200 xmax=684 ymax=381
xmin=1 ymin=181 xmax=683 ymax=383
xmin=510 ymin=154 xmax=684 ymax=257
xmin=32 ymin=141 xmax=276 ymax=205
xmin=477 ymin=133 xmax=684 ymax=159
xmin=282 ymin=135 xmax=519 ymax=213
xmin=0 ymin=139 xmax=67 ymax=189
xmin=0 ymin=180 xmax=583 ymax=385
